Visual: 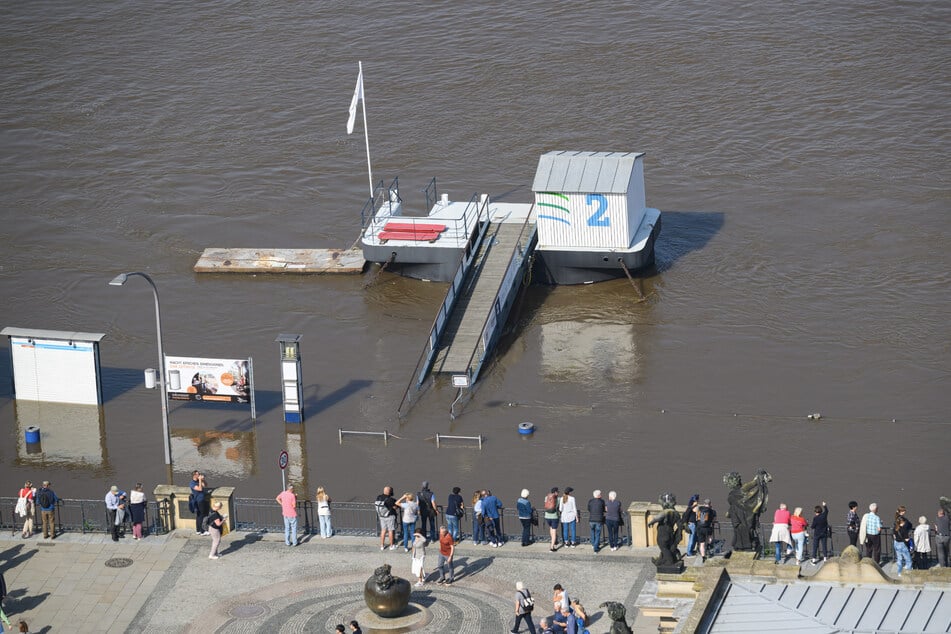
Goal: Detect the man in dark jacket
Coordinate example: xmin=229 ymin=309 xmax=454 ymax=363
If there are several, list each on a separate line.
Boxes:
xmin=587 ymin=490 xmax=606 ymax=552
xmin=418 ymin=481 xmax=437 ymax=542
xmin=811 ymin=502 xmax=830 ymax=563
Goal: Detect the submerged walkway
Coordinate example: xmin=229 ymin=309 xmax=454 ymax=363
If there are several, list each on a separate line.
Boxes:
xmin=0 ymin=531 xmax=661 ymax=633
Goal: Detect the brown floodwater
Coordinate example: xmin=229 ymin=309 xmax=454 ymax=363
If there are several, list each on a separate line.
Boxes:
xmin=0 ymin=2 xmax=948 ymax=521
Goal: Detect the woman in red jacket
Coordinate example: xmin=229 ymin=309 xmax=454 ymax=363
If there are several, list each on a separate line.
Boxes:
xmin=790 ymin=507 xmax=809 ymax=564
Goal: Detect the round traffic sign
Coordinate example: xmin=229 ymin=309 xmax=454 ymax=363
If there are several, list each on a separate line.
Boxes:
xmin=279 ymin=450 xmax=289 ymax=470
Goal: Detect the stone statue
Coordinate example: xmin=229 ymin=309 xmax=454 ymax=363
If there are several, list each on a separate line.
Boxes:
xmin=599 ymin=601 xmax=633 ymax=634
xmin=647 ymin=492 xmax=685 ymax=572
xmin=723 ymin=468 xmax=771 ymax=553
xmin=363 ymin=563 xmax=411 ymax=617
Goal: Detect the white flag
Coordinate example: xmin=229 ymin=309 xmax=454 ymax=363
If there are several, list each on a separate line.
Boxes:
xmin=347 ymin=68 xmax=364 ymax=135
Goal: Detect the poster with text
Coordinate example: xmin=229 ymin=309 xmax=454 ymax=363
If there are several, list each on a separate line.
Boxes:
xmin=165 ymin=356 xmax=251 ymax=404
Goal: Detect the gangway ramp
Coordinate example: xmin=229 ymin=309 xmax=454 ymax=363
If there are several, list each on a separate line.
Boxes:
xmin=431 ymin=222 xmax=526 ymax=374
xmin=397 ymin=206 xmax=536 ymax=418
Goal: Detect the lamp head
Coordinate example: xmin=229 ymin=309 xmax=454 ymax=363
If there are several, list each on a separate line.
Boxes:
xmin=109 ymin=273 xmax=129 ymax=286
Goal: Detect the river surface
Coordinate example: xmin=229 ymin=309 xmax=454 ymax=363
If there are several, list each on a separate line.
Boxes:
xmin=1 ymin=2 xmax=948 ymax=520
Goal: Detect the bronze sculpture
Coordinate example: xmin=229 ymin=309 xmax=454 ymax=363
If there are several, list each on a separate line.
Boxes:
xmin=600 ymin=601 xmax=633 ymax=634
xmin=363 ymin=563 xmax=411 ymax=618
xmin=723 ymin=468 xmax=771 ymax=553
xmin=647 ymin=492 xmax=685 ymax=572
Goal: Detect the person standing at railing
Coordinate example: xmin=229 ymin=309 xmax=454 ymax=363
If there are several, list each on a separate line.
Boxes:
xmin=605 ymin=491 xmax=623 ymax=552
xmin=846 ymin=501 xmax=861 ymax=549
xmin=859 ymin=503 xmax=883 ymax=564
xmin=810 ymin=502 xmax=830 ymax=564
xmin=913 ymin=516 xmax=931 ymax=570
xmin=587 ymin=490 xmax=606 ymax=553
xmin=472 ymin=490 xmax=485 ymax=545
xmin=482 ymin=490 xmax=504 ymax=547
xmin=316 ymin=486 xmax=333 ymax=539
xmin=893 ymin=506 xmax=914 ymax=576
xmin=395 ymin=493 xmax=419 ymax=552
xmin=517 ymin=489 xmax=534 ymax=547
xmin=446 ymin=487 xmax=464 ymax=544
xmin=129 ymin=483 xmax=147 ymax=540
xmin=36 ymin=481 xmax=57 ymax=539
xmin=936 ymin=507 xmax=951 ymax=567
xmin=418 ymin=481 xmax=437 ymax=543
xmin=276 ymin=484 xmax=298 ymax=547
xmin=190 ymin=471 xmax=210 ymax=536
xmin=376 ymin=486 xmax=399 ymax=551
xmin=105 ymin=485 xmax=124 ymax=542
xmin=15 ymin=481 xmax=35 ymax=539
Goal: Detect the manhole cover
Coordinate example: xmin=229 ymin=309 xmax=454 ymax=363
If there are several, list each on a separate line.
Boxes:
xmin=230 ymin=604 xmax=268 ymax=619
xmin=105 ymin=557 xmax=133 ymax=568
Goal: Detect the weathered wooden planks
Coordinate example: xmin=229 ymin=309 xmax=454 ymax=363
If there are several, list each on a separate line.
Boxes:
xmin=194 ymin=247 xmax=366 ymax=274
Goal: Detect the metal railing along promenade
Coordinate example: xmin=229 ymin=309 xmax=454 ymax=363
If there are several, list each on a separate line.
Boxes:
xmin=1 ymin=495 xmax=941 ymax=565
xmin=0 ymin=497 xmax=171 ymax=537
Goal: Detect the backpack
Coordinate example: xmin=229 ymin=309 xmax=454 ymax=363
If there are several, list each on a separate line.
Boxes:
xmin=188 ymin=493 xmax=197 ymax=514
xmin=518 ymin=590 xmax=534 ymax=612
xmin=375 ymin=499 xmax=391 ymax=518
xmin=544 ymin=492 xmax=558 ymax=512
xmin=202 ymin=515 xmax=212 ymax=532
xmin=37 ymin=489 xmax=53 ymax=509
xmin=697 ymin=506 xmax=712 ymax=527
xmin=418 ymin=491 xmax=435 ymax=516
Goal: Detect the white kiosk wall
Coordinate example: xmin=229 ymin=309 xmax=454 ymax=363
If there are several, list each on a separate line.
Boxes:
xmin=2 ymin=327 xmax=105 ymax=405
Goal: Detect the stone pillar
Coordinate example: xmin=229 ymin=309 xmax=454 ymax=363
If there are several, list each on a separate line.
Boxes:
xmin=152 ymin=484 xmax=235 ymax=532
xmin=628 ymin=501 xmax=690 ymax=548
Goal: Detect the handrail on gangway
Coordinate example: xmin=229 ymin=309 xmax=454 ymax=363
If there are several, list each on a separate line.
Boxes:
xmin=396 ymin=195 xmax=492 ymax=418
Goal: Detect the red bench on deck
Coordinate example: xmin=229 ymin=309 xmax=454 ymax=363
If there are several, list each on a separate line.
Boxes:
xmin=378 ymin=230 xmax=442 ymax=243
xmin=383 ymin=222 xmax=447 ymax=233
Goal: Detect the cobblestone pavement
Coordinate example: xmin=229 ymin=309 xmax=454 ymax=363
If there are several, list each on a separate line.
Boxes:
xmin=1 ymin=531 xmax=661 ymax=633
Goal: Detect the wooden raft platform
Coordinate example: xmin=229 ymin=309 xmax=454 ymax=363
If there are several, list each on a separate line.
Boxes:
xmin=194 ymin=248 xmax=366 ymax=274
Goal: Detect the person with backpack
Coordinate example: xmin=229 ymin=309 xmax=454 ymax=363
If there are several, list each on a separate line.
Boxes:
xmin=36 ymin=481 xmax=57 ymax=539
xmin=544 ymin=487 xmax=560 ymax=551
xmin=512 ymin=580 xmax=537 ymax=634
xmin=418 ymin=481 xmax=437 ymax=542
xmin=695 ymin=498 xmax=716 ymax=562
xmin=517 ymin=489 xmax=533 ymax=547
xmin=375 ymin=486 xmax=399 ymax=550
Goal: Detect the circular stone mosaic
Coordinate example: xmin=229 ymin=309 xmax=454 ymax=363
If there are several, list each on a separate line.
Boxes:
xmin=211 ymin=583 xmax=507 ymax=633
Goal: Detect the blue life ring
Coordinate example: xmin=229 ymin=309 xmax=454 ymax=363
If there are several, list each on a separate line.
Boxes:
xmin=518 ymin=422 xmax=535 ymax=435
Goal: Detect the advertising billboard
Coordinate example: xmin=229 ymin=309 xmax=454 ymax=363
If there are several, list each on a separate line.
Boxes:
xmin=165 ymin=356 xmax=252 ymax=404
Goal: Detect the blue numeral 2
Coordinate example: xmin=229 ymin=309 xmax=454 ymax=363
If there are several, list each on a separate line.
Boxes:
xmin=586 ymin=194 xmax=609 ymax=227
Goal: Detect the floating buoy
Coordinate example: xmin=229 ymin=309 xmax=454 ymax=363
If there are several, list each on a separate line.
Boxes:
xmin=25 ymin=425 xmax=41 ymax=444
xmin=518 ymin=422 xmax=535 ymax=435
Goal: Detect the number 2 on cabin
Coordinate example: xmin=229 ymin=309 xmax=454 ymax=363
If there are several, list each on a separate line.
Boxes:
xmin=586 ymin=194 xmax=609 ymax=227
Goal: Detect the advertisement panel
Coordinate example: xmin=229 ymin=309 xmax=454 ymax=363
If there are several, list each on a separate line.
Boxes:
xmin=165 ymin=356 xmax=251 ymax=404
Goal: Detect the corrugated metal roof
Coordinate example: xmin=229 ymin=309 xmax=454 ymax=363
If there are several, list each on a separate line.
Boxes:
xmin=706 ymin=581 xmax=951 ymax=633
xmin=532 ymin=151 xmax=645 ymax=194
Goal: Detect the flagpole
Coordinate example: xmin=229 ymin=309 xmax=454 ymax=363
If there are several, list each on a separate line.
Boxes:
xmin=359 ymin=61 xmax=374 ymax=199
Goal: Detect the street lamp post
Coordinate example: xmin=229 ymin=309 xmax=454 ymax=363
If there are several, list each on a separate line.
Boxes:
xmin=109 ymin=271 xmax=172 ymax=466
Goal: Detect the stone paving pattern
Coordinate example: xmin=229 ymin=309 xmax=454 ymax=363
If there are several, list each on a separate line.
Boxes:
xmin=1 ymin=531 xmax=660 ymax=633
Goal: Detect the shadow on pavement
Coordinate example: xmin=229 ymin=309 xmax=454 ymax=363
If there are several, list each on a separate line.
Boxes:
xmin=6 ymin=588 xmax=50 ymax=613
xmin=222 ymin=532 xmax=263 ymax=555
xmin=452 ymin=556 xmax=493 ymax=581
xmin=1 ymin=544 xmax=37 ymax=571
